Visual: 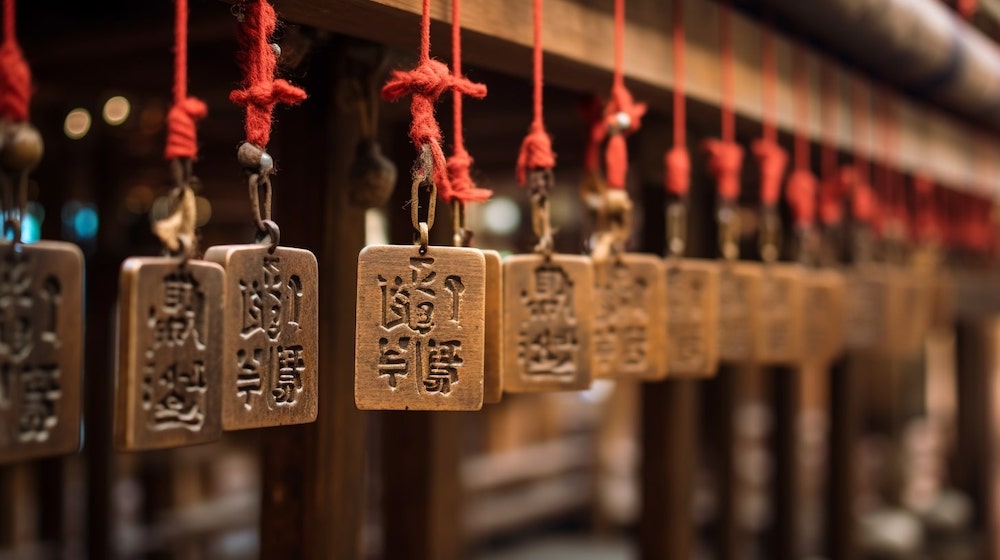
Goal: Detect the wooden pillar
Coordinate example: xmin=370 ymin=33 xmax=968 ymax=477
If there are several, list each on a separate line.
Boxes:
xmin=825 ymin=356 xmax=859 ymax=560
xmin=769 ymin=366 xmax=801 ymax=560
xmin=258 ymin=38 xmax=368 ymax=559
xmin=706 ymin=365 xmax=741 ymax=560
xmin=640 ymin=380 xmax=699 ymax=560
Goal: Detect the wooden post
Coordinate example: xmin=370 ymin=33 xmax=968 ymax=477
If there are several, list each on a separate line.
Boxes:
xmin=825 ymin=356 xmax=859 ymax=560
xmin=258 ymin=39 xmax=368 ymax=560
xmin=769 ymin=366 xmax=801 ymax=560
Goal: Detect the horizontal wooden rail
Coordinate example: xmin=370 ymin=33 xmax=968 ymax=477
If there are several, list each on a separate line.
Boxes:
xmin=273 ymin=0 xmax=1000 ymax=195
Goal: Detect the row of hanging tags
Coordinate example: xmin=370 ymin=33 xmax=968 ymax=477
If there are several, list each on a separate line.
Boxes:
xmin=353 ymin=0 xmax=961 ymax=411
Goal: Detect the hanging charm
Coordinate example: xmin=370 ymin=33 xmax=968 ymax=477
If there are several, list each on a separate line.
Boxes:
xmin=0 ymin=0 xmax=83 ymax=463
xmin=206 ymin=0 xmax=317 ymax=429
xmin=503 ymin=170 xmax=593 ymax=392
xmin=116 ymin=0 xmax=223 ymax=450
xmin=585 ymin=0 xmax=667 ymax=381
xmin=355 ymin=161 xmax=486 ymax=410
xmin=661 ymin=0 xmax=719 ymax=378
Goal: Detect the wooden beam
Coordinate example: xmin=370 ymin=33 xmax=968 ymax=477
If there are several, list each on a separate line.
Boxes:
xmin=273 ymin=0 xmax=1000 ymax=195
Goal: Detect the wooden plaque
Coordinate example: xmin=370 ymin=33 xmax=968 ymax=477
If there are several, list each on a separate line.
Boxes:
xmin=717 ymin=261 xmax=762 ymax=364
xmin=482 ymin=249 xmax=504 ymax=404
xmin=204 ymin=244 xmax=319 ymax=430
xmin=665 ymin=258 xmax=720 ymax=377
xmin=116 ymin=257 xmax=224 ymax=451
xmin=801 ymin=269 xmax=845 ymax=366
xmin=502 ymin=254 xmax=594 ymax=392
xmin=757 ymin=264 xmax=805 ymax=365
xmin=592 ymin=254 xmax=668 ymax=380
xmin=0 ymin=241 xmax=84 ymax=463
xmin=843 ymin=266 xmax=891 ymax=352
xmin=355 ymin=245 xmax=486 ymax=411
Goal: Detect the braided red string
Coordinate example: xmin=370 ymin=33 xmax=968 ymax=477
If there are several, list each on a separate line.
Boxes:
xmin=445 ymin=0 xmax=490 ymax=203
xmin=230 ymin=0 xmax=307 ymax=149
xmin=704 ymin=3 xmax=743 ymax=202
xmin=382 ymin=0 xmax=485 ymax=198
xmin=164 ymin=0 xmax=207 ymax=160
xmin=516 ymin=0 xmax=556 ymax=186
xmin=753 ymin=22 xmax=787 ymax=207
xmin=786 ymin=47 xmax=816 ymax=227
xmin=585 ymin=0 xmax=646 ymax=190
xmin=0 ymin=0 xmax=30 ymax=122
xmin=665 ymin=0 xmax=689 ymax=196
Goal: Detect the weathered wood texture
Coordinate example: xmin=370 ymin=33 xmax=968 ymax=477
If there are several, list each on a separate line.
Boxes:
xmin=259 ymin=41 xmax=368 ymax=560
xmin=272 ymin=0 xmax=1000 ymax=194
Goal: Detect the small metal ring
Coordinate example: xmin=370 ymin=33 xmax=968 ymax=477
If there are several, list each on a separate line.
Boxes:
xmin=416 ymin=221 xmax=429 ymax=254
xmin=256 ymin=219 xmax=281 ymax=253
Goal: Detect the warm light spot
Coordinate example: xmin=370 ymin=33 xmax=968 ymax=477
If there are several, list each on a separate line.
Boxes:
xmin=64 ymin=108 xmax=92 ymax=139
xmin=195 ymin=196 xmax=212 ymax=227
xmin=102 ymin=96 xmax=131 ymax=126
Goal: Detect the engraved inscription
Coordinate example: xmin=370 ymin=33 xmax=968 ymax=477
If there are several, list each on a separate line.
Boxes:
xmin=760 ymin=277 xmax=791 ymax=356
xmin=377 ymin=257 xmax=465 ymax=394
xmin=669 ymin=269 xmax=708 ymax=371
xmin=518 ymin=265 xmax=580 ymax=379
xmin=719 ymin=273 xmax=753 ymax=360
xmin=142 ymin=271 xmax=209 ymax=431
xmin=234 ymin=255 xmax=306 ymax=409
xmin=594 ymin=260 xmax=657 ymax=378
xmin=0 ymin=249 xmax=62 ymax=443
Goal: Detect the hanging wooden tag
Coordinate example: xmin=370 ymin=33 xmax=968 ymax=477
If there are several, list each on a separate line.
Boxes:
xmin=115 ymin=257 xmax=224 ymax=451
xmin=503 ymin=254 xmax=594 ymax=392
xmin=0 ymin=241 xmax=83 ymax=464
xmin=718 ymin=261 xmax=762 ymax=364
xmin=801 ymin=269 xmax=845 ymax=366
xmin=204 ymin=244 xmax=318 ymax=429
xmin=593 ymin=254 xmax=668 ymax=380
xmin=757 ymin=264 xmax=805 ymax=365
xmin=843 ymin=265 xmax=890 ymax=352
xmin=355 ymin=245 xmax=485 ymax=410
xmin=665 ymin=258 xmax=720 ymax=377
xmin=482 ymin=249 xmax=504 ymax=404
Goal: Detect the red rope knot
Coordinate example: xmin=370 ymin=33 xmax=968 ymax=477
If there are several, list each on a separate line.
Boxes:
xmin=0 ymin=39 xmax=31 ymax=122
xmin=703 ymin=139 xmax=744 ymax=202
xmin=382 ymin=58 xmax=486 ymax=192
xmin=602 ymin=84 xmax=646 ymax=189
xmin=751 ymin=138 xmax=787 ymax=206
xmin=912 ymin=174 xmax=938 ymax=242
xmin=164 ymin=97 xmax=207 ymax=160
xmin=664 ymin=146 xmax=690 ymax=196
xmin=516 ymin=122 xmax=556 ymax=186
xmin=851 ymin=181 xmax=876 ymax=225
xmin=229 ymin=0 xmax=307 ymax=149
xmin=786 ymin=169 xmax=817 ymax=228
xmin=446 ymin=146 xmax=492 ymax=203
xmin=819 ymin=166 xmax=851 ymax=226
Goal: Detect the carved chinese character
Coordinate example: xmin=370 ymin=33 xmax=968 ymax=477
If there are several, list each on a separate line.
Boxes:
xmin=116 ymin=257 xmax=224 ymax=450
xmin=717 ymin=262 xmax=762 ymax=364
xmin=665 ymin=258 xmax=720 ymax=377
xmin=503 ymin=254 xmax=593 ymax=392
xmin=757 ymin=264 xmax=804 ymax=366
xmin=801 ymin=269 xmax=845 ymax=367
xmin=356 ymin=245 xmax=485 ymax=410
xmin=592 ymin=254 xmax=668 ymax=380
xmin=205 ymin=245 xmax=318 ymax=429
xmin=0 ymin=240 xmax=83 ymax=463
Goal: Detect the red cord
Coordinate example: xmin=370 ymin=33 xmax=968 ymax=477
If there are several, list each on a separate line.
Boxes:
xmin=664 ymin=0 xmax=689 ymax=197
xmin=786 ymin=49 xmax=816 ymax=228
xmin=383 ymin=0 xmax=486 ymax=199
xmin=851 ymin=78 xmax=876 ymax=226
xmin=704 ymin=2 xmax=743 ymax=202
xmin=817 ymin=63 xmax=845 ymax=227
xmin=751 ymin=22 xmax=787 ymax=207
xmin=164 ymin=0 xmax=207 ymax=160
xmin=0 ymin=0 xmax=30 ymax=122
xmin=445 ymin=0 xmax=491 ymax=203
xmin=516 ymin=0 xmax=556 ymax=186
xmin=584 ymin=0 xmax=646 ymax=190
xmin=230 ymin=0 xmax=307 ymax=150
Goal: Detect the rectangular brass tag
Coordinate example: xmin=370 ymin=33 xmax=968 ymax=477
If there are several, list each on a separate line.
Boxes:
xmin=801 ymin=269 xmax=845 ymax=366
xmin=757 ymin=264 xmax=805 ymax=366
xmin=665 ymin=258 xmax=719 ymax=377
xmin=355 ymin=245 xmax=486 ymax=410
xmin=204 ymin=244 xmax=319 ymax=430
xmin=482 ymin=250 xmax=504 ymax=404
xmin=593 ymin=254 xmax=668 ymax=380
xmin=0 ymin=241 xmax=83 ymax=463
xmin=116 ymin=257 xmax=224 ymax=451
xmin=844 ymin=266 xmax=890 ymax=352
xmin=718 ymin=261 xmax=762 ymax=363
xmin=502 ymin=254 xmax=594 ymax=392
